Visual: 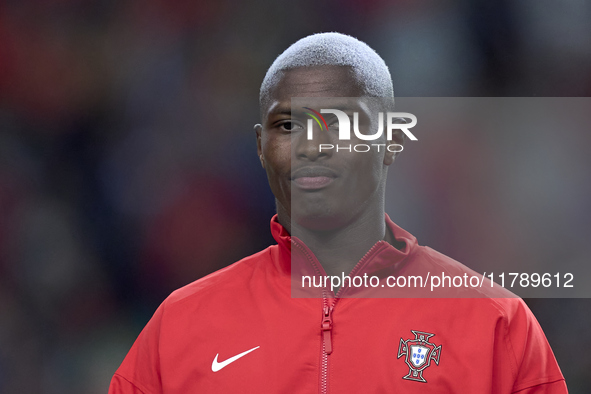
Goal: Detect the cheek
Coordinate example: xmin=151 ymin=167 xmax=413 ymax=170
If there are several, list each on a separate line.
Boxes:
xmin=344 ymin=150 xmax=385 ymax=186
xmin=263 ymin=139 xmax=289 ymax=174
xmin=262 ymin=136 xmax=292 ymax=192
xmin=362 ymin=160 xmax=384 ymax=192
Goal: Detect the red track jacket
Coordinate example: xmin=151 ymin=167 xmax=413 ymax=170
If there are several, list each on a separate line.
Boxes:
xmin=110 ymin=215 xmax=566 ymax=393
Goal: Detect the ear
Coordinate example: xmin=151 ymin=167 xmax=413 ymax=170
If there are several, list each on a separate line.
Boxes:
xmin=254 ymin=124 xmax=265 ymax=168
xmin=383 ymin=127 xmax=405 ymax=166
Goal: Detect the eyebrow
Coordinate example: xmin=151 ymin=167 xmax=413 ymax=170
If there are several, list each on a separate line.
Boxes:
xmin=267 ymin=105 xmax=308 ymax=118
xmin=271 ymin=107 xmax=292 ymax=115
xmin=267 ymin=102 xmax=291 ymax=116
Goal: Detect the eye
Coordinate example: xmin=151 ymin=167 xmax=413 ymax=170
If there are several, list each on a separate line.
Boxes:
xmin=327 ymin=120 xmax=340 ymax=129
xmin=279 ymin=121 xmax=303 ymax=132
xmin=324 ymin=115 xmax=340 ymax=130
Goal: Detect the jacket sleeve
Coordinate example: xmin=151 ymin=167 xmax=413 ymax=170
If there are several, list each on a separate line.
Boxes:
xmin=109 ymin=373 xmax=149 ymax=394
xmin=108 ymin=304 xmax=165 ymax=394
xmin=504 ymin=299 xmax=567 ymax=394
xmin=512 ymin=380 xmax=568 ymax=394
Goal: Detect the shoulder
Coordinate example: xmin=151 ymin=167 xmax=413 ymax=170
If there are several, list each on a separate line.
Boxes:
xmin=111 ymin=246 xmax=277 ymax=391
xmin=413 ymin=245 xmax=519 ymax=300
xmin=163 ymin=246 xmax=275 ymax=308
xmin=411 ymin=245 xmax=549 ymax=332
xmin=418 ymin=245 xmax=486 ymax=280
xmin=414 ymin=247 xmax=565 ymax=389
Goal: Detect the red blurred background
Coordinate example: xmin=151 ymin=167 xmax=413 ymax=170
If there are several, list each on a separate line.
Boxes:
xmin=0 ymin=0 xmax=590 ymax=392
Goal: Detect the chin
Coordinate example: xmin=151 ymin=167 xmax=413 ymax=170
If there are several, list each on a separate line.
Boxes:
xmin=291 ymin=205 xmax=349 ymax=232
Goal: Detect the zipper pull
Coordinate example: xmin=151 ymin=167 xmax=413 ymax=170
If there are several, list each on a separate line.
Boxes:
xmin=321 ymin=305 xmax=333 ymax=355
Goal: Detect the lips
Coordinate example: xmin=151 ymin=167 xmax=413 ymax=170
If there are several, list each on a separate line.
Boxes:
xmin=291 ymin=166 xmax=337 ymax=190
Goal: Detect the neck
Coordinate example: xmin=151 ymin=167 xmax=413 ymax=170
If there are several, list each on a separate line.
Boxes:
xmin=277 ymin=201 xmax=387 ymax=278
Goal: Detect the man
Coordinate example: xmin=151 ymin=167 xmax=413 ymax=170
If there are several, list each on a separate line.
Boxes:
xmin=109 ymin=33 xmax=566 ymax=393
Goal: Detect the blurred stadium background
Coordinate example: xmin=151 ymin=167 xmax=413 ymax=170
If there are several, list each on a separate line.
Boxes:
xmin=0 ymin=0 xmax=590 ymax=392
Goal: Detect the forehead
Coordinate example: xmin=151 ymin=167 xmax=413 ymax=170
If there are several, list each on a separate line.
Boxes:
xmin=264 ymin=66 xmax=365 ymax=118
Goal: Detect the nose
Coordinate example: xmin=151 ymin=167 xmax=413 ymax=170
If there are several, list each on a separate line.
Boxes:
xmin=294 ymin=119 xmax=333 ymax=161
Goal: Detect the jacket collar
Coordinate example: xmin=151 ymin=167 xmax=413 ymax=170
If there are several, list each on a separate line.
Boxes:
xmin=270 ymin=214 xmax=418 ymax=278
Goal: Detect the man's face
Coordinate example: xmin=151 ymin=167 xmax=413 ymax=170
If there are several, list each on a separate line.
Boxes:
xmin=256 ymin=66 xmax=400 ymax=231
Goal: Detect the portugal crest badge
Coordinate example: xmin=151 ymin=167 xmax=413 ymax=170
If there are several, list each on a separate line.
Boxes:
xmin=397 ymin=330 xmax=442 ymax=383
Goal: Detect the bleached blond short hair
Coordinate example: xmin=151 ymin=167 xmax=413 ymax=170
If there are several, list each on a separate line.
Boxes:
xmin=260 ymin=32 xmax=394 ymax=111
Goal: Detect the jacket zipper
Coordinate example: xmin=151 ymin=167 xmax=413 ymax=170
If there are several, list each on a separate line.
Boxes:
xmin=320 ymin=302 xmax=333 ymax=393
xmin=321 ymin=304 xmax=334 ymax=354
xmin=292 ymin=239 xmax=385 ymax=394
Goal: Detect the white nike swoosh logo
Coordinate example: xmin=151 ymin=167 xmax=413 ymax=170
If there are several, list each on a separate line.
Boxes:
xmin=211 ymin=346 xmax=260 ymax=372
